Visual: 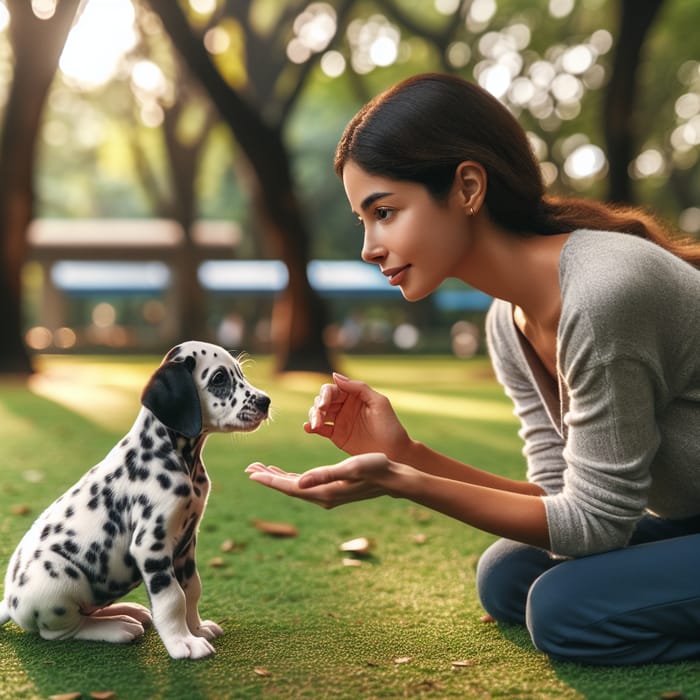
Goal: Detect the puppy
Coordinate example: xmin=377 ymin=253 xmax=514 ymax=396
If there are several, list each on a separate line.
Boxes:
xmin=0 ymin=341 xmax=269 ymax=659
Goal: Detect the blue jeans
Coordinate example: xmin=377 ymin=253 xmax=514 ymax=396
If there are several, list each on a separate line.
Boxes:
xmin=476 ymin=514 xmax=700 ymax=665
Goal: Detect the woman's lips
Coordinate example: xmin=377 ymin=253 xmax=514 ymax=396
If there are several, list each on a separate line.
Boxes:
xmin=383 ymin=265 xmax=410 ymax=286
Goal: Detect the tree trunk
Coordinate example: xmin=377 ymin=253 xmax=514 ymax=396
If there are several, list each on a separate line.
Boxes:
xmin=0 ymin=0 xmax=81 ymax=375
xmin=603 ymin=0 xmax=665 ymax=203
xmin=148 ymin=0 xmax=334 ymax=374
xmin=161 ymin=100 xmax=210 ymax=344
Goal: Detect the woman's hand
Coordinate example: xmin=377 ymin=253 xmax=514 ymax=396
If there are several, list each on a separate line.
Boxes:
xmin=305 ymin=373 xmax=413 ymax=460
xmin=246 ymin=453 xmax=406 ymax=509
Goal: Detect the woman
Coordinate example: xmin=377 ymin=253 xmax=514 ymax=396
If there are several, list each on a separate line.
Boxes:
xmin=246 ymin=73 xmax=700 ymax=665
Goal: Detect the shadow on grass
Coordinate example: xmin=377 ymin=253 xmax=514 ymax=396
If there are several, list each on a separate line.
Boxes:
xmin=499 ymin=622 xmax=700 ymax=700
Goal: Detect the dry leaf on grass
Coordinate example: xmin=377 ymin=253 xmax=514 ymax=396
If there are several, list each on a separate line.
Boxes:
xmin=393 ymin=656 xmax=412 ymax=665
xmin=90 ymin=692 xmax=117 ymax=700
xmin=451 ymin=660 xmax=475 ymax=668
xmin=11 ymin=504 xmax=31 ymax=516
xmin=479 ymin=614 xmax=495 ymax=623
xmin=49 ymin=694 xmax=81 ymax=700
xmin=220 ymin=538 xmax=246 ymax=553
xmin=339 ymin=537 xmax=373 ymax=556
xmin=252 ymin=519 xmax=298 ymax=537
xmin=342 ymin=557 xmax=362 ymax=567
xmin=410 ymin=533 xmax=427 ymax=545
xmin=208 ymin=557 xmax=226 ymax=568
xmin=253 ymin=666 xmax=271 ymax=677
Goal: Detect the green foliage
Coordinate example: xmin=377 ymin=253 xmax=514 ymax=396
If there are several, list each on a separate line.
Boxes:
xmin=1 ymin=355 xmax=698 ymax=699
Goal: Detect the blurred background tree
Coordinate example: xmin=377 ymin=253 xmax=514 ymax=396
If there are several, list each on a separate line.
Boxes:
xmin=0 ymin=0 xmax=698 ymax=375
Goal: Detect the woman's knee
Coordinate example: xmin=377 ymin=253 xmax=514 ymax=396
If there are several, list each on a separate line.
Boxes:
xmin=476 ymin=539 xmax=556 ymax=625
xmin=526 ymin=559 xmax=615 ymax=663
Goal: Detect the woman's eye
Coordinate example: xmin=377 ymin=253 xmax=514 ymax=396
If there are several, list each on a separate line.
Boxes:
xmin=375 ymin=207 xmax=393 ymax=221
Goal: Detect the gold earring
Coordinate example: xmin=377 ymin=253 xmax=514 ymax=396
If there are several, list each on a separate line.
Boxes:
xmin=470 ymin=206 xmax=475 ymax=216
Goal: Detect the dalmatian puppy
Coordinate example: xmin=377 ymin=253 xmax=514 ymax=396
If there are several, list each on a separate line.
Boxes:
xmin=0 ymin=341 xmax=270 ymax=659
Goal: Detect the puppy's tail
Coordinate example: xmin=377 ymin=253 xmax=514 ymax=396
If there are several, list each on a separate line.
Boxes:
xmin=0 ymin=599 xmax=10 ymax=626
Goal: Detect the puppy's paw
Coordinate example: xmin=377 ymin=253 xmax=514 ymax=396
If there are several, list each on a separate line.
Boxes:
xmin=192 ymin=619 xmax=224 ymax=640
xmin=165 ymin=634 xmax=216 ymax=659
xmin=70 ymin=615 xmax=145 ymax=644
xmin=109 ymin=618 xmax=147 ymax=644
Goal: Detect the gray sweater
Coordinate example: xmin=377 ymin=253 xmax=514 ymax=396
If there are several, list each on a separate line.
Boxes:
xmin=486 ymin=229 xmax=700 ymax=557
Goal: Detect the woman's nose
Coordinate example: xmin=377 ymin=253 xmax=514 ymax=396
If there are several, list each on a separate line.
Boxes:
xmin=361 ymin=235 xmax=386 ymax=265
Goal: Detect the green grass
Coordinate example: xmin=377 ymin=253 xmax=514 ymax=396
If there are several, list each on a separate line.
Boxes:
xmin=1 ymin=354 xmax=698 ymax=700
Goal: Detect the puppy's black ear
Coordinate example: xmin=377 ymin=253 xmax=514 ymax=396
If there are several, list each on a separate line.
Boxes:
xmin=141 ymin=358 xmax=201 ymax=438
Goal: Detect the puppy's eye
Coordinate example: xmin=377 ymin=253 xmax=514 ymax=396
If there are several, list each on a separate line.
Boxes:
xmin=210 ymin=369 xmax=227 ymax=386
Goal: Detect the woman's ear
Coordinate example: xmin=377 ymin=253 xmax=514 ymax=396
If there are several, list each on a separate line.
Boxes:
xmin=455 ymin=161 xmax=487 ymax=216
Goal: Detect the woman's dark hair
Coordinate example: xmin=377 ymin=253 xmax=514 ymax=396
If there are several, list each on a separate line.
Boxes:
xmin=335 ymin=73 xmax=700 ymax=267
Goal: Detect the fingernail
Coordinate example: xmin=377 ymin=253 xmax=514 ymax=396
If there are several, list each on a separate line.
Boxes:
xmin=333 ymin=372 xmax=349 ymax=381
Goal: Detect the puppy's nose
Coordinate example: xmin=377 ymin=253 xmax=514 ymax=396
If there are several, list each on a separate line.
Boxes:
xmin=254 ymin=395 xmax=271 ymax=415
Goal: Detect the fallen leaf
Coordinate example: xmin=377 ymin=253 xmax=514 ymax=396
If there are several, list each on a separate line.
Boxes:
xmin=393 ymin=656 xmax=412 ymax=664
xmin=479 ymin=614 xmax=495 ymax=623
xmin=342 ymin=557 xmax=363 ymax=567
xmin=409 ymin=507 xmax=432 ymax=523
xmin=49 ymin=694 xmax=81 ymax=700
xmin=411 ymin=533 xmax=427 ymax=545
xmin=90 ymin=692 xmax=117 ymax=700
xmin=22 ymin=469 xmax=44 ymax=483
xmin=11 ymin=504 xmax=31 ymax=516
xmin=451 ymin=660 xmax=475 ymax=668
xmin=659 ymin=692 xmax=684 ymax=700
xmin=339 ymin=537 xmax=373 ymax=555
xmin=253 ymin=666 xmax=271 ymax=677
xmin=208 ymin=557 xmax=226 ymax=568
xmin=252 ymin=519 xmax=298 ymax=537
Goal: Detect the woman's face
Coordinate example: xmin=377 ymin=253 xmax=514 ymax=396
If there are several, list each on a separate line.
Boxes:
xmin=342 ymin=161 xmax=471 ymax=301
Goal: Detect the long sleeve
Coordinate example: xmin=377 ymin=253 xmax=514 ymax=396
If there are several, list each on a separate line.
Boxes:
xmin=486 ymin=230 xmax=700 ymax=557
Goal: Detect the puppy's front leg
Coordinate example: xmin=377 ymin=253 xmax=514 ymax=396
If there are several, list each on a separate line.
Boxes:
xmin=176 ymin=540 xmax=223 ymax=641
xmin=130 ymin=516 xmax=214 ymax=659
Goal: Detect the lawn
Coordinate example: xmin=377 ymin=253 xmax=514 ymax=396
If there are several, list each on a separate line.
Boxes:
xmin=0 ymin=353 xmax=697 ymax=700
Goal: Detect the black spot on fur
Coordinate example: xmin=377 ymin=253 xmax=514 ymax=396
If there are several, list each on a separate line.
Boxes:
xmin=157 ymin=473 xmax=172 ymax=490
xmin=64 ymin=540 xmax=79 ymax=555
xmin=165 ymin=345 xmax=183 ymax=362
xmin=163 ymin=457 xmax=184 ymax=472
xmin=145 ymin=556 xmax=171 ymax=573
xmin=64 ymin=566 xmax=80 ymax=579
xmin=149 ymin=572 xmax=172 ymax=595
xmin=184 ymin=557 xmax=196 ymax=579
xmin=174 ymin=484 xmax=191 ymax=498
